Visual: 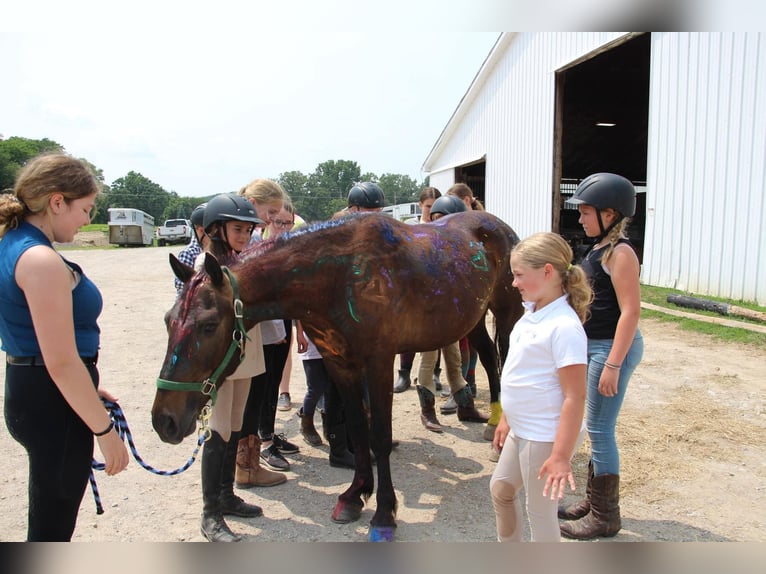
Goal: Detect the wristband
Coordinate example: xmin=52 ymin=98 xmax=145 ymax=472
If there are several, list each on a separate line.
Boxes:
xmin=604 ymin=361 xmax=621 ymax=370
xmin=94 ymin=421 xmax=114 ymax=436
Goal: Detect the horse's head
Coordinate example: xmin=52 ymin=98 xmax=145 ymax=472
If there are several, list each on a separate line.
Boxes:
xmin=151 ymin=252 xmax=243 ymax=444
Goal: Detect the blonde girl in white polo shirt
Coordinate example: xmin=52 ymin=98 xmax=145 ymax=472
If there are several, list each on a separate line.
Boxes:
xmin=489 ymin=232 xmax=592 ymax=542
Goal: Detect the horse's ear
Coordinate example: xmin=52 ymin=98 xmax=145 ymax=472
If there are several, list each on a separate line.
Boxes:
xmin=169 ymin=253 xmax=195 ymax=285
xmin=203 ymin=252 xmax=224 ymax=287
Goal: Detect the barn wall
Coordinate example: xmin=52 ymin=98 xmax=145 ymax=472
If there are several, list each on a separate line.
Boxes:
xmin=424 ymin=32 xmax=766 ymax=304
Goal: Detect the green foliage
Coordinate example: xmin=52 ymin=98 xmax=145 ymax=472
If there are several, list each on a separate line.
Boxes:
xmin=0 ymin=136 xmax=65 ymax=191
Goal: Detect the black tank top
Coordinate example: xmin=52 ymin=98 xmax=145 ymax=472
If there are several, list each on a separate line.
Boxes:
xmin=581 ymin=238 xmax=633 ymax=339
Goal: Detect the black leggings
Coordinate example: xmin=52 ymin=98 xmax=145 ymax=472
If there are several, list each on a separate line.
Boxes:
xmin=4 ymin=363 xmax=98 ymax=541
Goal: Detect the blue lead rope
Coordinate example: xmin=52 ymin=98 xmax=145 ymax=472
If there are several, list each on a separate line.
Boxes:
xmin=89 ymin=399 xmax=206 ymax=514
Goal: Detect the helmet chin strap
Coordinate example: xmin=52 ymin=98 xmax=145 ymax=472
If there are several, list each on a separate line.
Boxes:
xmin=583 ymin=210 xmax=623 ymax=259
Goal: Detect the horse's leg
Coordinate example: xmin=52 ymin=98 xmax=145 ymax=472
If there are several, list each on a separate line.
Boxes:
xmin=365 ymin=356 xmax=397 ymax=542
xmin=323 ymin=370 xmax=374 ymax=524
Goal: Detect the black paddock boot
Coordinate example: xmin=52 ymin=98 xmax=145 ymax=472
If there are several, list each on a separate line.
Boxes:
xmin=454 ymin=386 xmax=489 ymax=423
xmin=559 ymin=460 xmax=593 ymax=520
xmin=200 ymin=431 xmax=242 ymax=542
xmin=220 ymin=431 xmax=263 ymax=518
xmin=417 ymin=385 xmax=443 ymax=433
xmin=328 ymin=424 xmax=356 ymax=469
xmin=393 ymin=369 xmax=412 ymax=393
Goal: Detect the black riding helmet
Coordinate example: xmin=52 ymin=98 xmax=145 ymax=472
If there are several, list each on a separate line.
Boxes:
xmin=568 ymin=173 xmax=636 ymax=240
xmin=190 ymin=202 xmax=207 ymax=243
xmin=203 ymin=193 xmax=264 ymax=233
xmin=430 ymin=194 xmax=467 ymax=219
xmin=347 ymin=182 xmax=385 ymax=209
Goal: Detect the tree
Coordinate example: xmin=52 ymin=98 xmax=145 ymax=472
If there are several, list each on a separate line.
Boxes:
xmin=305 ymin=160 xmax=362 ymax=220
xmin=0 ymin=136 xmax=65 ymax=191
xmin=377 ymin=173 xmax=421 ymax=206
xmin=104 ymin=171 xmax=170 ymax=223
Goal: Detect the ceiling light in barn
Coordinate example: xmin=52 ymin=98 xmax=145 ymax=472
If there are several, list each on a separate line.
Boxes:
xmin=596 ymin=122 xmax=616 ymax=127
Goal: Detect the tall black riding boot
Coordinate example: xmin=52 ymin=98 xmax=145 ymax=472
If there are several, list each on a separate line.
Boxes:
xmin=220 ymin=430 xmax=263 ymax=518
xmin=200 ymin=431 xmax=241 ymax=542
xmin=328 ymin=424 xmax=355 ymax=469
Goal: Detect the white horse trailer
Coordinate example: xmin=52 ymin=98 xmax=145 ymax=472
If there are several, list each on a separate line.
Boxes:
xmin=108 ymin=208 xmax=155 ymax=247
xmin=382 ymin=202 xmax=421 ymax=223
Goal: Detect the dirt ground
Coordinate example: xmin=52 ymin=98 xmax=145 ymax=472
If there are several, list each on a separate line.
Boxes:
xmin=0 ymin=238 xmax=764 ymax=543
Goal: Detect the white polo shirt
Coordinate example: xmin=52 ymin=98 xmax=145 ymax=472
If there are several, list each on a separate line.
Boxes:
xmin=500 ymin=294 xmax=587 ymax=442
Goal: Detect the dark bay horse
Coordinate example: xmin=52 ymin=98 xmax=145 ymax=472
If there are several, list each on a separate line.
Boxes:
xmin=152 ymin=210 xmax=523 ymax=541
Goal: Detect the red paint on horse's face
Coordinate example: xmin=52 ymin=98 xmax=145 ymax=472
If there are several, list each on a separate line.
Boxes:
xmin=152 ymin=276 xmax=236 ymax=443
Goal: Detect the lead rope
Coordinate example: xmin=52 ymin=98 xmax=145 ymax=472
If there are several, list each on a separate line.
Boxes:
xmin=88 ymin=399 xmax=212 ymax=514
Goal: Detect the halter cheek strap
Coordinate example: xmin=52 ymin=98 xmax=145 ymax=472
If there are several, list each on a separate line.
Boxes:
xmin=155 ymin=266 xmax=249 ymax=406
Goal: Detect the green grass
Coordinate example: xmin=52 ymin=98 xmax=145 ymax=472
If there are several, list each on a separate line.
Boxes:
xmin=641 ymin=284 xmax=766 ymax=348
xmin=79 ymin=223 xmax=108 ymax=233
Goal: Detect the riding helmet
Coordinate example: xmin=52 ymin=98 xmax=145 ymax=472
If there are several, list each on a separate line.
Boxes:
xmin=347 ymin=182 xmax=385 ymax=209
xmin=190 ymin=202 xmax=207 ymax=228
xmin=203 ymin=193 xmax=264 ymax=233
xmin=430 ymin=194 xmax=467 ymax=218
xmin=568 ymin=173 xmax=636 ymax=218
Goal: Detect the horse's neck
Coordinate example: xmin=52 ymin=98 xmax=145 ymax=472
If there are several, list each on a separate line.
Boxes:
xmin=236 ymin=239 xmax=347 ymax=323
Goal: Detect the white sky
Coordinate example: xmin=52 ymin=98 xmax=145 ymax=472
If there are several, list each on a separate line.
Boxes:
xmin=0 ymin=2 xmax=500 ymax=197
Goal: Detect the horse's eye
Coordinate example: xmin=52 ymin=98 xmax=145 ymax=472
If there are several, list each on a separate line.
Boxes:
xmin=201 ymin=322 xmax=218 ymax=335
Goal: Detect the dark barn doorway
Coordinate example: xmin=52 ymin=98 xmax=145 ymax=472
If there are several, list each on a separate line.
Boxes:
xmin=454 ymin=159 xmax=486 ymax=206
xmin=553 ymin=33 xmax=650 ymax=262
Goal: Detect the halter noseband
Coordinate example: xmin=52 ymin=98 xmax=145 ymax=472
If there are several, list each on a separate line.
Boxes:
xmin=156 ymin=266 xmax=249 ymax=406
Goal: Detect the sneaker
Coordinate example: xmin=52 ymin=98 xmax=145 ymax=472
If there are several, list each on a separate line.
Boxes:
xmin=440 ymin=394 xmax=457 ymax=415
xmin=260 ymin=444 xmax=290 ymax=471
xmin=277 ymin=392 xmax=291 ymax=411
xmin=272 ymin=433 xmax=300 ymax=454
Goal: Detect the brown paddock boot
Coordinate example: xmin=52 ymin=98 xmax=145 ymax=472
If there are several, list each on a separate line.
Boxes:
xmin=560 ymin=473 xmax=621 ymax=540
xmin=297 ymin=408 xmax=323 ymax=446
xmin=417 ymin=385 xmax=443 ymax=433
xmin=558 ymin=460 xmax=593 ymax=520
xmin=453 ymin=386 xmax=489 ymax=423
xmin=235 ymin=434 xmax=286 ymax=488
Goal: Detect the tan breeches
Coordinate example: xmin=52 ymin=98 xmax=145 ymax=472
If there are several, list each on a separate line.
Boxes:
xmin=208 ymin=378 xmax=251 ymax=441
xmin=416 ymin=341 xmax=465 ymax=395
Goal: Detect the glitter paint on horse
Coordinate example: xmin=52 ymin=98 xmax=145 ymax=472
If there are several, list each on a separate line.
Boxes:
xmin=151 ymin=210 xmax=523 ymax=541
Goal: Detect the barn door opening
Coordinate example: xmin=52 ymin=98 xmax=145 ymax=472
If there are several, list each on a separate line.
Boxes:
xmin=454 ymin=159 xmax=486 ymax=205
xmin=553 ymin=33 xmax=650 ymax=262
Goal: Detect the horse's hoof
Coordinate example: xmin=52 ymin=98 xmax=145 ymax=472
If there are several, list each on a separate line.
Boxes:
xmin=331 ymin=501 xmax=363 ymax=524
xmin=369 ymin=526 xmax=396 ymax=542
xmin=483 ymin=424 xmax=497 ymax=441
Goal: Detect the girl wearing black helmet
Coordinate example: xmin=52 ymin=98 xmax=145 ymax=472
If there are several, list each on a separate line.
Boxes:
xmin=559 ymin=173 xmax=644 ymax=541
xmin=193 ymin=193 xmax=278 ymax=543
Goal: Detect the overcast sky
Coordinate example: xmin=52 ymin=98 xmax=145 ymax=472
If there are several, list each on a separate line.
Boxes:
xmin=1 ymin=3 xmax=502 ymax=197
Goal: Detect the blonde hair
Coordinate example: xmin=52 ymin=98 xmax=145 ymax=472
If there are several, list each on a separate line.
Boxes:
xmin=447 ymin=183 xmax=484 ymax=211
xmin=600 ymin=215 xmax=631 ymax=264
xmin=0 ymin=153 xmax=100 ymax=238
xmin=512 ymin=232 xmax=593 ymax=323
xmin=238 ymin=178 xmax=287 ymax=207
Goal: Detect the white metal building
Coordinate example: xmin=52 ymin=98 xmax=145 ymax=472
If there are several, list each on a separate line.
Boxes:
xmin=422 ymin=32 xmax=765 ymax=305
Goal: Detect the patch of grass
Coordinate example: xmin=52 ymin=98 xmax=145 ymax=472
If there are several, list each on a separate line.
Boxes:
xmin=641 ymin=284 xmax=766 ymax=348
xmin=79 ymin=223 xmax=108 ymax=233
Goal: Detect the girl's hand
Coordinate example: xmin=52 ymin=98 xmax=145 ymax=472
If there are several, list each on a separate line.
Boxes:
xmin=598 ymin=367 xmax=619 ymax=397
xmin=96 ymin=429 xmax=129 ymax=476
xmin=539 ymin=455 xmax=575 ymax=500
xmin=493 ymin=416 xmax=510 ymax=453
xmin=97 ymin=387 xmax=120 ymax=403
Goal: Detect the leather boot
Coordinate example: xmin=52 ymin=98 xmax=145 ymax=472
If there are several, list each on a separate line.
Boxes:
xmin=393 ymin=369 xmax=411 ymax=393
xmin=560 ymin=474 xmax=621 ymax=540
xmin=454 ymin=386 xmax=489 ymax=423
xmin=433 ymin=366 xmax=443 ymax=391
xmin=220 ymin=431 xmax=262 ymax=518
xmin=558 ymin=460 xmax=593 ymax=520
xmin=298 ymin=408 xmax=323 ymax=446
xmin=417 ymin=385 xmax=443 ymax=433
xmin=235 ymin=434 xmax=286 ymax=488
xmin=328 ymin=424 xmax=355 ymax=469
xmin=200 ymin=431 xmax=241 ymax=542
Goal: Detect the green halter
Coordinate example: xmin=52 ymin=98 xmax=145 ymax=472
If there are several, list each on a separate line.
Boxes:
xmin=156 ymin=266 xmax=249 ymax=406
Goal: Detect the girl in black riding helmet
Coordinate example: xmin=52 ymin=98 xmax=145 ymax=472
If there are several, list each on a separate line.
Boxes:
xmin=192 ymin=192 xmax=271 ymax=542
xmin=558 ymin=173 xmax=644 ymax=541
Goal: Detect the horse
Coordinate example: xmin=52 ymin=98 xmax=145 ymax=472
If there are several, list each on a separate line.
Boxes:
xmin=151 ymin=210 xmax=523 ymax=541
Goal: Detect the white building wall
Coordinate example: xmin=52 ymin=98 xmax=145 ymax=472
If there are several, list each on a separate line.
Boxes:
xmin=425 ymin=32 xmax=766 ymax=304
xmin=643 ymin=32 xmax=766 ymax=304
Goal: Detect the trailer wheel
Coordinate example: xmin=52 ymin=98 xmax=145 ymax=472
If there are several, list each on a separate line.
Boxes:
xmin=158 ymin=239 xmax=166 ymax=246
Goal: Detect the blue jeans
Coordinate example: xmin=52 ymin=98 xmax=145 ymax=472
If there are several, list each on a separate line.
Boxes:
xmin=585 ymin=331 xmax=644 ymax=476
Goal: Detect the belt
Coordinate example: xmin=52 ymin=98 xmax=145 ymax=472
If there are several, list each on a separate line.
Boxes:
xmin=6 ymin=353 xmax=98 ymax=367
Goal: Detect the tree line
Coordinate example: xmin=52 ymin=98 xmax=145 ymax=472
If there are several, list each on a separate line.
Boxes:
xmin=0 ymin=136 xmax=427 ymax=224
